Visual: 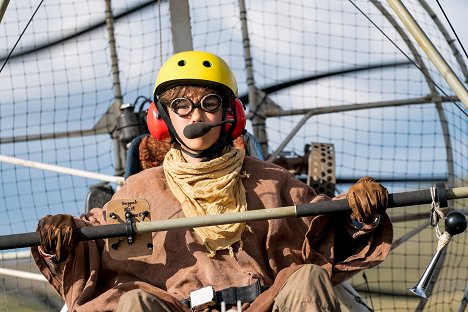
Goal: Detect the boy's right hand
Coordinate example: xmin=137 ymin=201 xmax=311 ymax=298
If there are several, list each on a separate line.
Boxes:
xmin=37 ymin=214 xmax=78 ymax=263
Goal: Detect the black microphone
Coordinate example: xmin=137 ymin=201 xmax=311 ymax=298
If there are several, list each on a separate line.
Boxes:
xmin=183 ymin=120 xmax=233 ymax=139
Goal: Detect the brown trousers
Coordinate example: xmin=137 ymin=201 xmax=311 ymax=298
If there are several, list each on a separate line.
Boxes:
xmin=271 ymin=264 xmax=341 ymax=312
xmin=115 ymin=289 xmax=173 ymax=312
xmin=114 ymin=264 xmax=341 ymax=312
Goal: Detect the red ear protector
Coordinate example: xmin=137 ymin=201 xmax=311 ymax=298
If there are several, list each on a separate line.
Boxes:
xmin=147 ymin=101 xmax=170 ymax=141
xmin=226 ymin=98 xmax=246 ymax=139
xmin=147 ymin=98 xmax=246 ymax=141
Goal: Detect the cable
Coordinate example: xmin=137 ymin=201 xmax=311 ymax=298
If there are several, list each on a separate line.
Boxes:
xmin=362 ymin=272 xmax=375 ymax=312
xmin=133 ymin=95 xmax=152 ymax=112
xmin=0 ymin=0 xmax=158 ymax=63
xmin=0 ymin=0 xmax=44 ymax=73
xmin=348 ymin=0 xmax=467 ymax=117
xmin=158 ymin=0 xmax=163 ymax=66
xmin=435 ymin=0 xmax=468 ymax=60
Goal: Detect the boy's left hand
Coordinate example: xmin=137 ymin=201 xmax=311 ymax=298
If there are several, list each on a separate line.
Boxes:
xmin=347 ymin=176 xmax=388 ymax=224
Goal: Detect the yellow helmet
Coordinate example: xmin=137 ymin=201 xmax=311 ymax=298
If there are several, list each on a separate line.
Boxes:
xmin=153 ymin=51 xmax=238 ymax=97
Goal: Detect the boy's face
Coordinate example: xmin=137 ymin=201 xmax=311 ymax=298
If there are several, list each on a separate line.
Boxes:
xmin=166 ymin=86 xmax=223 ymax=159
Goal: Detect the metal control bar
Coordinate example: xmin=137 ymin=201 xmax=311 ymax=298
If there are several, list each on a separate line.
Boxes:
xmin=0 ymin=185 xmax=467 ymax=250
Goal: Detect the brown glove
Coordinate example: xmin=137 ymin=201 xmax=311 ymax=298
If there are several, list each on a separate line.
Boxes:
xmin=37 ymin=214 xmax=78 ymax=263
xmin=347 ymin=176 xmax=388 ymax=224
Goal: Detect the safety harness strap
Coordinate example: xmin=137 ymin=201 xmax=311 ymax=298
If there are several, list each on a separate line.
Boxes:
xmin=182 ymin=280 xmax=268 ymax=309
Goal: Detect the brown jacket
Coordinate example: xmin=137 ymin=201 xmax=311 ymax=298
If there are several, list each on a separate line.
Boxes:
xmin=32 ymin=156 xmax=392 ymax=311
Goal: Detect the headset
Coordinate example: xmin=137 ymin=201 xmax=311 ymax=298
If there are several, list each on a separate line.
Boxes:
xmin=146 ymin=97 xmax=246 ymax=141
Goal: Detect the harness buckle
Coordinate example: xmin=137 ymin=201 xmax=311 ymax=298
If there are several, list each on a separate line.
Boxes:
xmin=189 ymin=286 xmax=217 ymax=310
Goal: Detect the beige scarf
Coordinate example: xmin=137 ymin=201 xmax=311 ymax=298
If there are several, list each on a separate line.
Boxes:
xmin=163 ymin=147 xmax=247 ymax=256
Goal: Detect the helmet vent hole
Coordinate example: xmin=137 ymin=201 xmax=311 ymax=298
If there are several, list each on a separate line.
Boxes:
xmin=203 ymin=60 xmax=212 ymax=67
xmin=177 ymin=60 xmax=186 ymax=66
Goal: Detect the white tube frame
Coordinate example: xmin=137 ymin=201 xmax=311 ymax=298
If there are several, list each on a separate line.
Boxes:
xmin=387 ymin=0 xmax=468 ymax=108
xmin=0 ymin=267 xmax=46 ymax=282
xmin=0 ymin=154 xmax=124 ymax=185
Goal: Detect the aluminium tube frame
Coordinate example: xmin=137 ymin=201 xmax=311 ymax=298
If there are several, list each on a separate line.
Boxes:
xmin=0 ymin=185 xmax=467 ymax=251
xmin=386 ymin=0 xmax=468 ymax=107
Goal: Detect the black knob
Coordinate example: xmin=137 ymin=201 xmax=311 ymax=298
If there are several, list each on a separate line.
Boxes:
xmin=445 ymin=211 xmax=467 ymax=236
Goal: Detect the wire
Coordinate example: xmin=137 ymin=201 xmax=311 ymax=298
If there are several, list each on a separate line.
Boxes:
xmin=133 ymin=95 xmax=152 ymax=112
xmin=362 ymin=272 xmax=375 ymax=312
xmin=435 ymin=0 xmax=468 ymax=60
xmin=158 ymin=0 xmax=163 ymax=66
xmin=0 ymin=0 xmax=157 ymax=63
xmin=0 ymin=0 xmax=44 ymax=73
xmin=348 ymin=0 xmax=468 ymax=118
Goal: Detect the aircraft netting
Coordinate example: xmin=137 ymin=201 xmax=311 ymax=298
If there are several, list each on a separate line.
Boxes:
xmin=1 ymin=0 xmax=467 ymax=311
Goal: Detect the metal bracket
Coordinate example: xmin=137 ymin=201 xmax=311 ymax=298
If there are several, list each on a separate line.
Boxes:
xmin=435 ymin=182 xmax=447 ymax=208
xmin=106 ymin=199 xmax=153 ymax=260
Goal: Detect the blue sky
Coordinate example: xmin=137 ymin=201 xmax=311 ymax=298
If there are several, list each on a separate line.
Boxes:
xmin=426 ymin=0 xmax=467 ymax=44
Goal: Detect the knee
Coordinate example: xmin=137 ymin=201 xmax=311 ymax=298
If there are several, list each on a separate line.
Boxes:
xmin=119 ymin=289 xmax=145 ymax=301
xmin=117 ymin=289 xmax=148 ymax=310
xmin=273 ymin=265 xmax=340 ymax=312
xmin=281 ymin=264 xmax=331 ymax=294
xmin=298 ymin=264 xmax=331 ymax=284
xmin=116 ymin=289 xmax=144 ymax=311
xmin=116 ymin=289 xmax=168 ymax=312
